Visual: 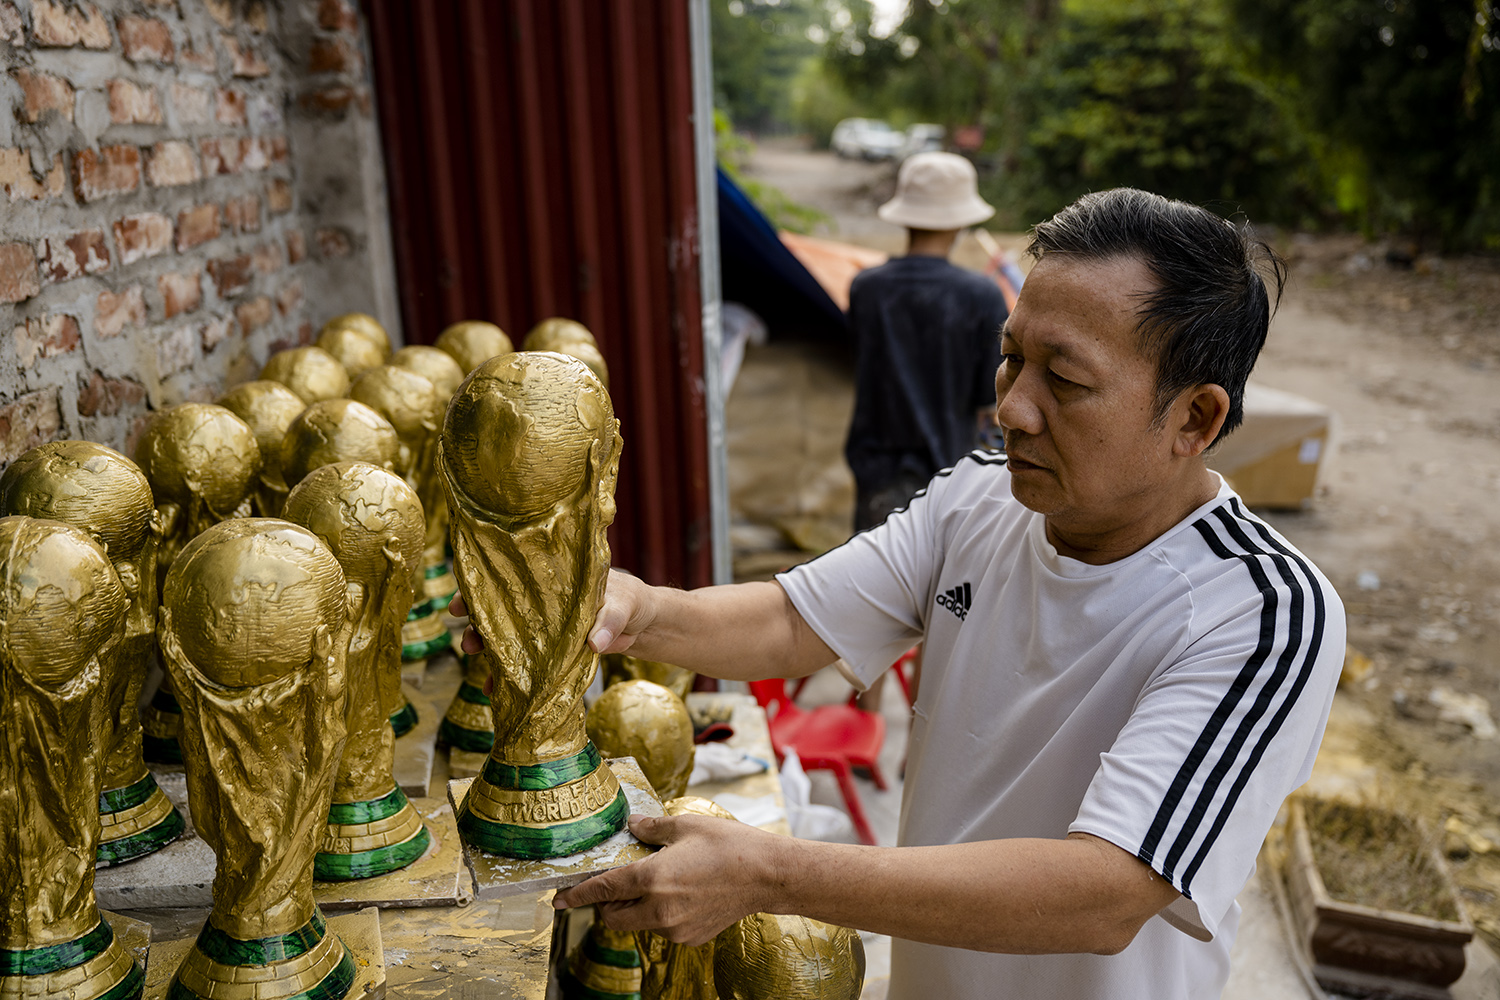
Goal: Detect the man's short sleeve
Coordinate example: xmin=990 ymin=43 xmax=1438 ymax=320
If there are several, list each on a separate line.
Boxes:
xmin=1070 ymin=555 xmax=1345 ymax=941
xmin=776 ymin=486 xmax=942 ymax=690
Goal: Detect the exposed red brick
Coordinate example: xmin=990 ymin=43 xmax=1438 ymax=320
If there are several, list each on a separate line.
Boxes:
xmin=240 ymin=136 xmax=269 ymax=172
xmin=31 ymin=0 xmax=110 ymax=49
xmin=275 ymin=278 xmax=303 ymax=316
xmin=269 ymin=135 xmax=289 ymax=162
xmin=117 ymin=15 xmax=174 ymax=63
xmin=199 ymin=136 xmax=242 ymax=175
xmin=222 ymin=194 xmax=260 ymax=234
xmin=170 ymin=82 xmax=211 ymax=123
xmin=157 ymin=325 xmax=199 ymax=376
xmin=10 ymin=69 xmax=75 ymax=123
xmin=0 ymin=149 xmax=67 ymax=202
xmin=215 ymin=88 xmax=246 ymax=125
xmin=266 ymin=178 xmax=292 ymax=215
xmin=207 ymin=254 xmax=252 ymax=297
xmin=234 ymin=295 xmax=272 ymax=334
xmin=203 ymin=0 xmax=233 ymax=29
xmin=0 ymin=3 xmax=22 ymax=46
xmin=0 ymin=243 xmax=39 ymax=303
xmin=39 ymin=229 xmax=110 ymax=283
xmin=318 ymin=0 xmax=358 ymax=32
xmin=122 ymin=412 xmax=151 ymax=458
xmin=308 ymin=35 xmax=359 ymax=74
xmin=158 ymin=269 xmax=202 ymax=318
xmin=12 ymin=313 xmax=80 ymax=366
xmin=297 ymin=321 xmax=314 ymax=344
xmin=145 ymin=140 xmax=199 ymax=187
xmin=76 ymin=371 xmax=146 ymax=418
xmin=251 ymin=241 xmax=281 ymax=273
xmin=94 ymin=286 xmax=146 ymax=339
xmin=179 ymin=45 xmax=215 ymax=72
xmin=0 ymin=389 xmax=63 ymax=464
xmin=113 ymin=212 xmax=173 ymax=264
xmin=176 ymin=203 xmax=220 ymax=252
xmin=246 ymin=0 xmax=267 ymax=31
xmin=107 ymin=79 xmax=162 ymax=124
xmin=200 ymin=315 xmax=233 ymax=351
xmin=222 ymin=34 xmax=269 ymax=77
xmin=285 ymin=228 xmax=306 ymax=264
xmin=73 ymin=146 xmax=141 ymax=202
xmin=300 ymin=87 xmax=354 ymax=115
xmin=316 ymin=227 xmax=352 ymax=259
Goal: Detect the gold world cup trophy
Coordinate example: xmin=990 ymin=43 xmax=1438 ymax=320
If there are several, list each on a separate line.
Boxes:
xmin=282 ymin=462 xmax=431 ymax=880
xmin=0 ymin=516 xmax=144 ymax=1000
xmin=522 ymin=318 xmax=609 ymax=387
xmin=434 ymin=320 xmax=513 ymax=375
xmin=317 ymin=327 xmax=385 ymax=381
xmin=391 ymin=345 xmax=465 ymax=400
xmin=134 ymin=402 xmax=263 ymax=765
xmin=319 ymin=313 xmax=392 ymax=364
xmin=260 ymin=345 xmax=351 ymax=404
xmin=0 ymin=442 xmax=184 ymax=865
xmin=562 ymin=680 xmax=697 ymax=1000
xmin=217 ymin=380 xmax=308 ymax=518
xmin=440 ymin=351 xmax=626 ymax=858
xmin=348 ymin=366 xmax=455 ymax=672
xmin=601 ymin=653 xmax=696 ymax=702
xmin=159 ymin=519 xmax=356 ymax=1000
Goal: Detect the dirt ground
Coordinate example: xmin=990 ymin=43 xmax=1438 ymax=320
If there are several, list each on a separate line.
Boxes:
xmin=728 ymin=140 xmax=1500 ymax=951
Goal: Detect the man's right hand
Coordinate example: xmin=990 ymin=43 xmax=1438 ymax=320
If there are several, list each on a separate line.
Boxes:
xmin=449 ymin=568 xmax=658 ymax=657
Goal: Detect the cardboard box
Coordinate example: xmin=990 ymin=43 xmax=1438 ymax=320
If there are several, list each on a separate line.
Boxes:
xmin=1208 ymin=383 xmax=1333 ymax=510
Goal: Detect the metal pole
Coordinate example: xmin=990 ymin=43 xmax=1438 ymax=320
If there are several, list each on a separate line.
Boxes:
xmin=688 ymin=0 xmax=731 ymax=586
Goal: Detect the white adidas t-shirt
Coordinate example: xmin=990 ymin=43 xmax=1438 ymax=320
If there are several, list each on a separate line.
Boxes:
xmin=777 ymin=451 xmax=1344 ymax=1000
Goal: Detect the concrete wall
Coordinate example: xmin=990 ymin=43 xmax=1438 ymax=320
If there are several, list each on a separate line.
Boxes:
xmin=0 ymin=0 xmax=399 ymax=464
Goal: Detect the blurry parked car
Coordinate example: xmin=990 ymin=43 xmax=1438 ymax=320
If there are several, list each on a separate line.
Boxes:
xmin=831 ymin=118 xmax=903 ymax=161
xmin=900 ymin=123 xmax=945 ymax=159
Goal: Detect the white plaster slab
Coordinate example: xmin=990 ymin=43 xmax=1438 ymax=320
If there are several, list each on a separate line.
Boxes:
xmin=93 ymin=774 xmax=216 ymax=910
xmin=313 ymin=798 xmax=469 ymax=911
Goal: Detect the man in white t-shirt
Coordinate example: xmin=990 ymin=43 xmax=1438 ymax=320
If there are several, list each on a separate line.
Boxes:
xmin=462 ymin=188 xmax=1345 ymax=999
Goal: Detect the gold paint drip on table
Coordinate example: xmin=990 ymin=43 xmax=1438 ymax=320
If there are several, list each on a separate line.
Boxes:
xmin=217 ymin=380 xmax=308 ymax=518
xmin=282 ymin=462 xmax=431 ymax=881
xmin=260 ymin=345 xmax=351 ymax=404
xmin=319 ymin=312 xmax=392 ymax=361
xmin=587 ymin=680 xmax=695 ymax=802
xmin=602 ymin=653 xmax=695 ymax=702
xmin=0 ymin=516 xmax=144 ymax=1000
xmin=161 ymin=518 xmax=355 ymax=1000
xmin=440 ymin=351 xmax=625 ymax=858
xmin=435 ymin=320 xmax=513 ymax=374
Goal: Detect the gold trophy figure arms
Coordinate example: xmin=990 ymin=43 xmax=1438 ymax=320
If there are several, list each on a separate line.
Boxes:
xmin=441 ymin=351 xmax=625 ymax=858
xmin=601 ymin=653 xmax=695 ymax=702
xmin=434 ymin=320 xmax=512 ymax=375
xmin=562 ymin=680 xmax=696 ymax=1000
xmin=348 ymin=366 xmax=454 ymax=665
xmin=134 ymin=402 xmax=263 ymax=766
xmin=260 ymin=346 xmax=351 ymax=404
xmin=522 ymin=318 xmax=609 ymax=387
xmin=319 ymin=313 xmax=392 ymax=363
xmin=159 ymin=519 xmax=355 ymax=1000
xmin=0 ymin=516 xmax=144 ymax=1000
xmin=217 ymin=380 xmax=308 ymax=518
xmin=0 ymin=442 xmax=184 ymax=865
xmin=282 ymin=462 xmax=430 ymax=881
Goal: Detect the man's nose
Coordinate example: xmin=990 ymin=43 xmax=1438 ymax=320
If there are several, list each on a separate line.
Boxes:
xmin=996 ymin=377 xmax=1044 ymax=437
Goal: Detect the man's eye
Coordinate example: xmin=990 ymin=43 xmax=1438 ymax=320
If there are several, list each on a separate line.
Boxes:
xmin=1001 ymin=353 xmax=1024 ymax=369
xmin=1049 ymin=369 xmax=1077 ymax=387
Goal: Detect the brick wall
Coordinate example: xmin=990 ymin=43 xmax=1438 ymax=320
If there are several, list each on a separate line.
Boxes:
xmin=0 ymin=0 xmax=400 ymax=464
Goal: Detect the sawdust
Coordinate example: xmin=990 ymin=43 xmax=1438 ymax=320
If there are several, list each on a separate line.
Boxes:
xmin=1305 ymin=798 xmax=1459 ymax=922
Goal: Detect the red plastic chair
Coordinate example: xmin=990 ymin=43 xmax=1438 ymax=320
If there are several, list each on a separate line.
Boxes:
xmin=748 ymin=678 xmax=887 ymax=846
xmin=788 ymin=647 xmax=917 ymax=707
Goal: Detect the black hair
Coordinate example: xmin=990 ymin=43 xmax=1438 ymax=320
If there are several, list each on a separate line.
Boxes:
xmin=1027 ymin=188 xmax=1286 ymax=445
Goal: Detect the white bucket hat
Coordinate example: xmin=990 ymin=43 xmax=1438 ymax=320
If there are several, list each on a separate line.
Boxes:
xmin=878 ymin=151 xmax=995 ymax=231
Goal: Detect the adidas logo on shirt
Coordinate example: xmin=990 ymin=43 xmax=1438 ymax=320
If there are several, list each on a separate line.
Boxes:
xmin=936 ymin=582 xmax=972 ymax=620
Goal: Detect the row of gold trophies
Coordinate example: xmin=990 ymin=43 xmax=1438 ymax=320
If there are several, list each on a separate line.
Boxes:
xmin=0 ymin=312 xmax=863 ymax=1000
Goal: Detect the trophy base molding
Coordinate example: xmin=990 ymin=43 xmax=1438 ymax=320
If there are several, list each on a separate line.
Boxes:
xmin=400 ymin=604 xmax=451 ymax=662
xmin=0 ymin=918 xmax=144 ymax=1000
xmin=140 ymin=687 xmax=183 ymax=766
xmin=562 ymin=924 xmax=643 ymax=1000
xmin=388 ymin=696 xmax=419 ymax=738
xmin=456 ymin=743 xmax=627 ymax=859
xmin=98 ymin=772 xmax=187 ymax=866
xmin=437 ymin=680 xmax=494 ymax=754
xmin=315 ymin=787 xmax=430 ymax=882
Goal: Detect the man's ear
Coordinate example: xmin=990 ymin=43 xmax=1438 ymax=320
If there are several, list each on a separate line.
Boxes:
xmin=1172 ymin=384 xmax=1230 ymax=458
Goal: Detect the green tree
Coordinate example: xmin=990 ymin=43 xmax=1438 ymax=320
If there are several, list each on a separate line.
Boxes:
xmin=712 ymin=0 xmax=830 ymax=133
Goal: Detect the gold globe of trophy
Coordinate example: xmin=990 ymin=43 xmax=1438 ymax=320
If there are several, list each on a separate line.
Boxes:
xmin=283 ymin=462 xmax=431 ymax=880
xmin=159 ymin=519 xmax=356 ymax=1000
xmin=602 ymin=653 xmax=696 ymax=702
xmin=563 ymin=680 xmax=697 ymax=1000
xmin=260 ymin=345 xmax=351 ymax=404
xmin=391 ymin=345 xmax=465 ymax=399
xmin=317 ymin=326 xmax=386 ymax=380
xmin=319 ymin=313 xmax=392 ymax=362
xmin=523 ymin=318 xmax=609 ymax=387
xmin=349 ymin=365 xmax=454 ymax=670
xmin=714 ymin=913 xmax=865 ymax=1000
xmin=435 ymin=320 xmax=512 ymax=375
xmin=134 ymin=402 xmax=263 ymax=765
xmin=217 ymin=380 xmax=308 ymax=517
xmin=440 ymin=351 xmax=626 ymax=858
xmin=0 ymin=442 xmax=185 ymax=865
xmin=0 ymin=516 xmax=144 ymax=1000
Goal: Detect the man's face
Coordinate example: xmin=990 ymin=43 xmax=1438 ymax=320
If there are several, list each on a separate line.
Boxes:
xmin=995 ymin=254 xmax=1176 ymax=534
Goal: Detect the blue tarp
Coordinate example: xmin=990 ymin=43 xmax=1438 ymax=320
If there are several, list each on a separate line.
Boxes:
xmin=717 ymin=168 xmax=848 ymax=342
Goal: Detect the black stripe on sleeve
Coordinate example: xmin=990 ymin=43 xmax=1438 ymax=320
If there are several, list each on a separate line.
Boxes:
xmin=1136 ymin=514 xmax=1281 ymax=874
xmin=1174 ymin=504 xmax=1331 ymax=893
